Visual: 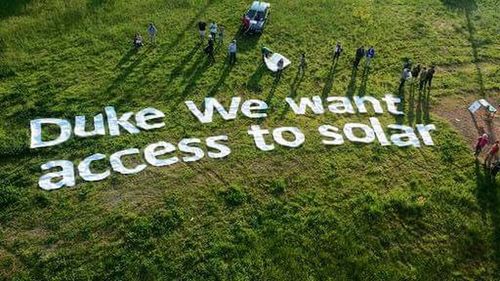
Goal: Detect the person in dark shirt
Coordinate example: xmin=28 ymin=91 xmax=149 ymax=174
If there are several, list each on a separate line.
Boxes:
xmin=333 ymin=42 xmax=343 ymax=61
xmin=205 ymin=36 xmax=215 ymax=62
xmin=419 ymin=67 xmax=427 ymax=91
xmin=198 ymin=21 xmax=207 ymax=41
xmin=426 ymin=65 xmax=436 ymax=88
xmin=411 ymin=64 xmax=421 ymax=79
xmin=353 ymin=46 xmax=365 ymax=69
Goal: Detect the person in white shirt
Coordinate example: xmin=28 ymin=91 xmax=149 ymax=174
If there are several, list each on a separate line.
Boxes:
xmin=228 ymin=40 xmax=237 ymax=65
xmin=210 ymin=21 xmax=218 ymax=42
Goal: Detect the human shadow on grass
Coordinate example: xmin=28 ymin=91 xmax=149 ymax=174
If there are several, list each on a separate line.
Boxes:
xmin=407 ymin=83 xmax=416 ymax=126
xmin=247 ymin=63 xmax=266 ymax=93
xmin=104 ymin=49 xmax=147 ymax=96
xmin=346 ymin=66 xmax=358 ymax=97
xmin=474 ymin=160 xmax=500 ymax=268
xmin=358 ymin=65 xmax=371 ymax=96
xmin=170 ymin=57 xmax=211 ymax=108
xmin=206 ymin=59 xmax=233 ymax=97
xmin=423 ymin=87 xmax=431 ymax=123
xmin=322 ymin=60 xmax=338 ymax=99
xmin=395 ymin=85 xmax=406 ymax=125
xmin=166 ymin=44 xmax=201 ymax=84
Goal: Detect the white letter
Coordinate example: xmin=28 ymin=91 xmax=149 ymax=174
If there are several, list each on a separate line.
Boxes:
xmin=78 ymin=153 xmax=110 ymax=181
xmin=272 ymin=127 xmax=305 ymax=148
xmin=241 ymin=99 xmax=268 ymax=119
xmin=185 ymin=97 xmax=241 ymax=123
xmin=417 ymin=124 xmax=436 ymax=146
xmin=38 ymin=160 xmax=75 ymax=190
xmin=247 ymin=125 xmax=275 ymax=151
xmin=388 ymin=125 xmax=421 ymax=147
xmin=136 ymin=107 xmax=165 ymax=130
xmin=110 ymin=148 xmax=147 ymax=174
xmin=327 ymin=97 xmax=355 ymax=114
xmin=105 ymin=106 xmax=140 ymax=136
xmin=178 ymin=138 xmax=204 ymax=162
xmin=144 ymin=142 xmax=178 ymax=167
xmin=285 ymin=96 xmax=324 ymax=115
xmin=382 ymin=94 xmax=404 ymax=115
xmin=353 ymin=96 xmax=384 ymax=114
xmin=318 ymin=125 xmax=344 ymax=145
xmin=369 ymin=117 xmax=391 ymax=146
xmin=344 ymin=123 xmax=376 ymax=143
xmin=30 ymin=119 xmax=72 ymax=148
xmin=74 ymin=114 xmax=106 ymax=138
xmin=206 ymin=135 xmax=231 ymax=158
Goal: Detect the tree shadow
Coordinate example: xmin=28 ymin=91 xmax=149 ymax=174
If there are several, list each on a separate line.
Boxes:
xmin=0 ymin=0 xmax=31 ymax=19
xmin=474 ymin=160 xmax=500 ymax=270
xmin=358 ymin=65 xmax=371 ymax=96
xmin=322 ymin=61 xmax=338 ymax=99
xmin=247 ymin=63 xmax=266 ymax=93
xmin=441 ymin=0 xmax=485 ymax=97
xmin=346 ymin=67 xmax=358 ymax=97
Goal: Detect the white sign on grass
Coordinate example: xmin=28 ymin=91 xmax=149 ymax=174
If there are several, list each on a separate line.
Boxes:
xmin=29 ymin=95 xmax=437 ymax=190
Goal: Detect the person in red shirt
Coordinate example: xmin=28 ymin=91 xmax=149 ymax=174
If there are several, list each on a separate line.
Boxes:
xmin=486 ymin=140 xmax=499 ymax=167
xmin=474 ymin=133 xmax=489 ymax=157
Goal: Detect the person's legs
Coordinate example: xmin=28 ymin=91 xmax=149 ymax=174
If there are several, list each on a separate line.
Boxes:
xmin=366 ymin=57 xmax=371 ymax=67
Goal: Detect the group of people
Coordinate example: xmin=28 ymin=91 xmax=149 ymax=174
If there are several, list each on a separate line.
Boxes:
xmin=198 ymin=20 xmax=239 ymax=65
xmin=475 ymin=133 xmax=500 ymax=178
xmin=353 ymin=46 xmax=375 ymax=69
xmin=399 ymin=60 xmax=436 ymax=92
xmin=133 ymin=23 xmax=158 ymax=49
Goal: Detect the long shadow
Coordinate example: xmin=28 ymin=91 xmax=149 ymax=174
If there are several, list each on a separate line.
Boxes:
xmin=322 ymin=61 xmax=338 ymax=99
xmin=423 ymin=87 xmax=431 ymax=123
xmin=266 ymin=76 xmax=280 ymax=106
xmin=171 ymin=57 xmax=211 ymax=107
xmin=231 ymin=27 xmax=262 ymax=54
xmin=407 ymin=82 xmax=416 ymax=125
xmin=358 ymin=65 xmax=371 ymax=96
xmin=0 ymin=0 xmax=31 ymax=19
xmin=207 ymin=59 xmax=233 ymax=97
xmin=104 ymin=50 xmax=147 ymax=96
xmin=474 ymin=160 xmax=500 ymax=271
xmin=416 ymin=86 xmax=423 ymax=124
xmin=291 ymin=67 xmax=305 ymax=98
xmin=116 ymin=48 xmax=138 ymax=68
xmin=346 ymin=67 xmax=358 ymax=97
xmin=247 ymin=63 xmax=266 ymax=93
xmin=165 ymin=44 xmax=201 ymax=83
xmin=395 ymin=85 xmax=406 ymax=124
xmin=442 ymin=0 xmax=485 ymax=97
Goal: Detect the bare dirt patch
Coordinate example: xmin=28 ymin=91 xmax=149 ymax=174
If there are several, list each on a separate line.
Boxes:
xmin=433 ymin=94 xmax=500 ymax=149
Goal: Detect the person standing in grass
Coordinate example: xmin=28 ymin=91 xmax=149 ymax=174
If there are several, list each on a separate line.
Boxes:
xmin=474 ymin=133 xmax=489 ymax=157
xmin=333 ymin=42 xmax=343 ymax=61
xmin=365 ymin=46 xmax=375 ymax=67
xmin=485 ymin=140 xmax=499 ymax=167
xmin=411 ymin=64 xmax=421 ymax=80
xmin=198 ymin=21 xmax=207 ymax=41
xmin=399 ymin=67 xmax=412 ymax=91
xmin=353 ymin=46 xmax=365 ymax=69
xmin=426 ymin=65 xmax=436 ymax=88
xmin=205 ymin=35 xmax=215 ymax=62
xmin=228 ymin=40 xmax=237 ymax=65
xmin=147 ymin=23 xmax=157 ymax=44
xmin=419 ymin=67 xmax=428 ymax=91
xmin=210 ymin=21 xmax=218 ymax=42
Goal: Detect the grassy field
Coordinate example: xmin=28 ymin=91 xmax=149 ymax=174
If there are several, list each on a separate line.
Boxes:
xmin=0 ymin=0 xmax=499 ymax=280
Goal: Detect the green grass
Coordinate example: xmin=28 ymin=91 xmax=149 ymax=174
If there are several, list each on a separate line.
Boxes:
xmin=0 ymin=0 xmax=499 ymax=280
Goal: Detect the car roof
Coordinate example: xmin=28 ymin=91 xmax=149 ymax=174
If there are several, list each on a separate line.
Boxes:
xmin=250 ymin=1 xmax=270 ymax=12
